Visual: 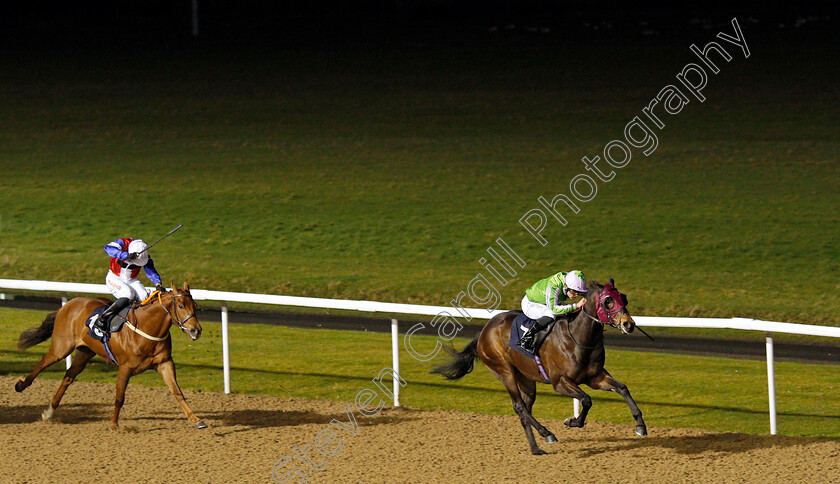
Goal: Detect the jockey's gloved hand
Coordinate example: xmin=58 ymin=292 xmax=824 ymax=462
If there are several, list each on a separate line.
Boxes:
xmin=126 ymin=252 xmax=138 ymax=261
xmin=155 ymin=284 xmax=164 ymax=293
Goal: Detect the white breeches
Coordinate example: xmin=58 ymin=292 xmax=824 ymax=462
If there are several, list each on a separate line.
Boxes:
xmin=521 ymin=296 xmax=555 ymax=320
xmin=106 ymin=272 xmax=148 ymax=302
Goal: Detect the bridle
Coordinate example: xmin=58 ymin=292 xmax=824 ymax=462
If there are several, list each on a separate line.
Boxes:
xmin=569 ymin=284 xmax=630 ymax=349
xmin=570 ymin=283 xmax=653 ymax=346
xmin=158 ymin=290 xmax=197 ymax=332
xmin=568 ymin=286 xmax=625 ymax=349
xmin=578 ymin=284 xmax=629 ymax=332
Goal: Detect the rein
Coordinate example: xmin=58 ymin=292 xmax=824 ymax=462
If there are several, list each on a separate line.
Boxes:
xmin=125 ymin=291 xmax=195 ymax=342
xmin=158 ymin=291 xmax=197 ymax=332
xmin=576 ymin=289 xmax=655 ymax=343
xmin=579 ymin=306 xmax=618 ymax=327
xmin=567 ymin=286 xmax=626 ymax=349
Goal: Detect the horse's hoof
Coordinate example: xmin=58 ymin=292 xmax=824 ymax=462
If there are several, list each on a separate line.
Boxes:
xmin=15 ymin=378 xmax=25 ymax=393
xmin=564 ymin=417 xmax=584 ymax=428
xmin=545 ymin=434 xmax=558 ymax=444
xmin=531 ymin=448 xmax=547 ymax=456
xmin=635 ymin=426 xmax=647 ymax=436
xmin=195 ymin=420 xmax=208 ymax=429
xmin=110 ymin=424 xmax=120 ymax=432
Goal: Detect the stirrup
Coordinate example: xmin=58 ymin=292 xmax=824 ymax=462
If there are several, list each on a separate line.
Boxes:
xmin=518 ymin=334 xmax=535 ymax=352
xmin=94 ymin=313 xmax=111 ymax=332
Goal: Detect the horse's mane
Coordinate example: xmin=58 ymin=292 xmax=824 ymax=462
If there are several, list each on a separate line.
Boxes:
xmin=587 ymin=280 xmax=604 ymax=293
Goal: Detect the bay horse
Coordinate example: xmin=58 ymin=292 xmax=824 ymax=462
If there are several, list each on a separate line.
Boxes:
xmin=15 ymin=283 xmax=207 ymax=430
xmin=433 ymin=279 xmax=646 ymax=455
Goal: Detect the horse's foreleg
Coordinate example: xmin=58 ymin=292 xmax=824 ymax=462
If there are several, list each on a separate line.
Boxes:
xmin=514 ymin=371 xmax=557 ymax=444
xmin=111 ymin=365 xmax=133 ymax=431
xmin=156 ymin=359 xmax=207 ymax=429
xmin=43 ymin=347 xmax=96 ymax=421
xmin=552 ymin=376 xmax=592 ymax=428
xmin=588 ymin=370 xmax=647 ymax=436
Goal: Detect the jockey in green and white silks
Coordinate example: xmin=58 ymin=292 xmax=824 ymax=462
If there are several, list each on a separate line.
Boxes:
xmin=522 ymin=270 xmax=587 ymax=319
xmin=518 ymin=270 xmax=588 ymax=354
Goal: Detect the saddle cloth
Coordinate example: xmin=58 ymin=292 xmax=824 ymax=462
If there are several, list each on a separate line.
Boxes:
xmin=85 ymin=305 xmax=130 ymax=339
xmin=509 ymin=313 xmax=541 ymax=359
xmin=509 ymin=312 xmax=555 ymax=383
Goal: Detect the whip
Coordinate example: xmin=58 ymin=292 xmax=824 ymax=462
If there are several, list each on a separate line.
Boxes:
xmin=137 ymin=224 xmax=182 ymax=254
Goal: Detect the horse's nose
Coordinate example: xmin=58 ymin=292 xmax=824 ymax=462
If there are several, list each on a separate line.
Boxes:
xmin=621 ymin=315 xmax=635 ymax=334
xmin=189 ymin=327 xmax=201 ymax=340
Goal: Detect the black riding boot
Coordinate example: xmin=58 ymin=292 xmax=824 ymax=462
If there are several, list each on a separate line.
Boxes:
xmin=518 ymin=316 xmax=555 ymax=353
xmin=95 ymin=297 xmax=130 ymax=335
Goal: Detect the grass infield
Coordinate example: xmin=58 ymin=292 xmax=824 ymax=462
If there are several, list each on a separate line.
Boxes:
xmin=0 ymin=36 xmax=838 ymax=326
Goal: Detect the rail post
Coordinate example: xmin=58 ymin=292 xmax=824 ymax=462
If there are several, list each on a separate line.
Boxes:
xmin=222 ymin=305 xmax=231 ymax=394
xmin=391 ymin=318 xmax=400 ymax=407
xmin=766 ymin=331 xmax=777 ymax=435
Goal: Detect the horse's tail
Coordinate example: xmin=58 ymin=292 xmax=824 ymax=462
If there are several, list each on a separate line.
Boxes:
xmin=431 ymin=337 xmax=479 ymax=380
xmin=18 ymin=311 xmax=57 ymax=350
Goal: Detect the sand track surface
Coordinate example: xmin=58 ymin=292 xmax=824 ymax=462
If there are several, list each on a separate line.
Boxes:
xmin=1 ymin=376 xmax=838 ymax=483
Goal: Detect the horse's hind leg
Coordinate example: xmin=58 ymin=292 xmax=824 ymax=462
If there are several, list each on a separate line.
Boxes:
xmin=589 ymin=369 xmax=647 ymax=436
xmin=16 ymin=342 xmax=75 ymax=393
xmin=552 ymin=376 xmax=593 ymax=428
xmin=156 ymin=359 xmax=207 ymax=429
xmin=489 ymin=368 xmax=546 ymax=455
xmin=514 ymin=371 xmax=557 ymax=444
xmin=42 ymin=347 xmax=95 ymax=421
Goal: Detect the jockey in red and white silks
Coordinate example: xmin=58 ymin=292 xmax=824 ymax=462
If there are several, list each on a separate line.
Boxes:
xmin=104 ymin=238 xmax=163 ymax=301
xmin=92 ymin=238 xmax=164 ymax=335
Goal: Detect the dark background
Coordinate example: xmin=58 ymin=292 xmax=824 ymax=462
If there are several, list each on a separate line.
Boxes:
xmin=0 ymin=1 xmax=836 ymax=47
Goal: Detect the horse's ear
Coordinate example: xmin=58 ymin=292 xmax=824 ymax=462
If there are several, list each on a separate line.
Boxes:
xmin=171 ymin=282 xmax=177 ymax=292
xmin=608 ymin=277 xmax=615 ymax=286
xmin=183 ymin=282 xmax=190 ymax=293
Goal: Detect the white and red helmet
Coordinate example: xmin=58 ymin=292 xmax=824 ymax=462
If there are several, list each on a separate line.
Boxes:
xmin=564 ymin=270 xmax=587 ymax=293
xmin=128 ymin=239 xmax=150 ymax=266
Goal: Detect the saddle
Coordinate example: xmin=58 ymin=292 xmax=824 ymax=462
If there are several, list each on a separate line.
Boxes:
xmin=86 ymin=305 xmax=131 ymax=334
xmin=508 ymin=312 xmax=559 ymax=384
xmin=85 ymin=304 xmax=131 ymax=365
xmin=509 ymin=313 xmax=558 ymax=359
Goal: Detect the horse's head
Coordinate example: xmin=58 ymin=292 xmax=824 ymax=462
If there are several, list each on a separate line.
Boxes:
xmin=586 ymin=278 xmax=635 ymax=335
xmin=161 ymin=282 xmax=202 ymax=341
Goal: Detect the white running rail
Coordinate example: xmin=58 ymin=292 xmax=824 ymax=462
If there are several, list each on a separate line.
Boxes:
xmin=2 ymin=278 xmax=839 ymax=436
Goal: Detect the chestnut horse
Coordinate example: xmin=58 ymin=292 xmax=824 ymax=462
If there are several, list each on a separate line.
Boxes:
xmin=15 ymin=283 xmax=207 ymax=430
xmin=433 ymin=279 xmax=646 ymax=454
